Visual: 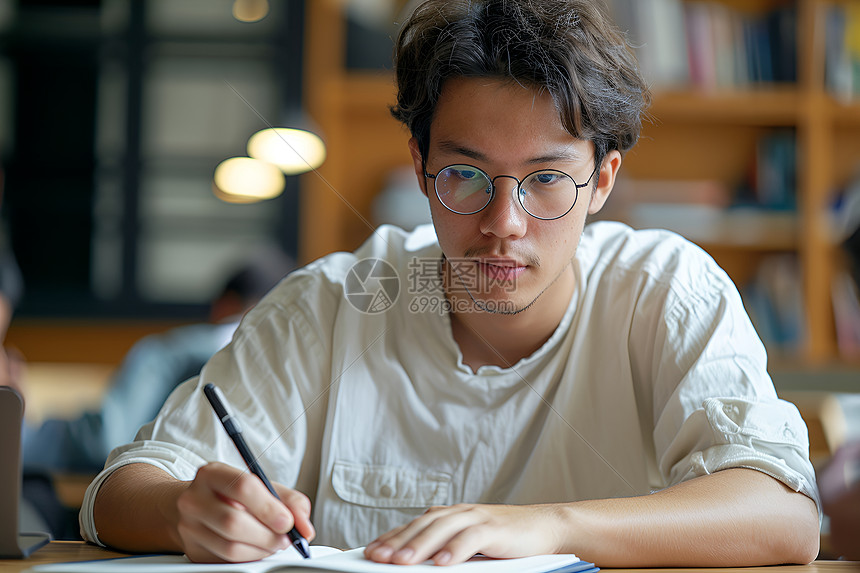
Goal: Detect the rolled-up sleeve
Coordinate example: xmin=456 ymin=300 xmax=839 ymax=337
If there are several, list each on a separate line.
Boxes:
xmin=79 ymin=430 xmax=209 ymax=545
xmin=649 ymin=261 xmax=820 ymax=515
xmin=663 ymin=397 xmax=817 ymax=498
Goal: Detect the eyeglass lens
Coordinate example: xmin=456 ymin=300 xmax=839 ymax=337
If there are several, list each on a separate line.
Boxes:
xmin=434 ymin=165 xmax=579 ymax=219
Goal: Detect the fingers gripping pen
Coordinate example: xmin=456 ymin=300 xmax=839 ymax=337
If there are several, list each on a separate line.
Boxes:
xmin=203 ymin=383 xmax=311 ymax=559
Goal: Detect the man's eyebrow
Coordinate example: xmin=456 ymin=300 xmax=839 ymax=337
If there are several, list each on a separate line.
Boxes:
xmin=436 ymin=139 xmax=584 ymax=165
xmin=436 ymin=140 xmax=488 ymax=162
xmin=525 ymin=151 xmax=583 ymax=165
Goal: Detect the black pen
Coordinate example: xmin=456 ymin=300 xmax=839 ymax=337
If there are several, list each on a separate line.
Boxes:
xmin=203 ymin=382 xmax=311 ymax=559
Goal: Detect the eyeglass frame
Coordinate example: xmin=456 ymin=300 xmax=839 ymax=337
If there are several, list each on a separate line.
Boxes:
xmin=422 ymin=162 xmax=599 ymax=221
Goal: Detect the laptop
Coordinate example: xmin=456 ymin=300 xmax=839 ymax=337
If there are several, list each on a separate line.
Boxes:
xmin=0 ymin=385 xmax=51 ymax=558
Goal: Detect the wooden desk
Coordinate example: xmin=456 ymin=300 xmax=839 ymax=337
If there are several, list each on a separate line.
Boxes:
xmin=0 ymin=541 xmax=128 ymax=572
xmin=1 ymin=542 xmax=859 ymax=573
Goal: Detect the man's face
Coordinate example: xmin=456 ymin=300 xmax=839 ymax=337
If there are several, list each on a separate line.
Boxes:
xmin=409 ymin=77 xmax=619 ymax=315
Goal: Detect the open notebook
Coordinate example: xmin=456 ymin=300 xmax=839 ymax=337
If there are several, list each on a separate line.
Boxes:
xmin=0 ymin=386 xmax=52 ymax=559
xmin=28 ymin=545 xmax=598 ymax=573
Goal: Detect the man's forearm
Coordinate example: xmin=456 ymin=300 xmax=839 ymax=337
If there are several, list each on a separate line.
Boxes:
xmin=93 ymin=463 xmax=188 ymax=553
xmin=94 ymin=461 xmax=316 ymax=563
xmin=556 ymin=468 xmax=819 ymax=567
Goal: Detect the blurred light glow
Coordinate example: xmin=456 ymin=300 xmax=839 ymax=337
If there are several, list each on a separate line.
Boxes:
xmin=232 ymin=0 xmax=269 ymax=23
xmin=213 ymin=157 xmax=284 ymax=203
xmin=247 ymin=128 xmax=326 ymax=175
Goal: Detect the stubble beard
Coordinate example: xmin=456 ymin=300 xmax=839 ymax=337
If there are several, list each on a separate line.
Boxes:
xmin=444 ymin=255 xmax=573 ymax=316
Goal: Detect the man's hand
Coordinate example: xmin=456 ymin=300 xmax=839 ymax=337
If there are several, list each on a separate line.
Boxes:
xmin=94 ymin=462 xmax=315 ymax=562
xmin=363 ymin=470 xmax=819 ymax=567
xmin=364 ymin=503 xmax=565 ymax=566
xmin=175 ymin=462 xmax=316 ymax=563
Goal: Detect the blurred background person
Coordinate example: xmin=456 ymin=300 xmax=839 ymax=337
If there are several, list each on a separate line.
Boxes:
xmin=20 ymin=249 xmax=295 ymax=475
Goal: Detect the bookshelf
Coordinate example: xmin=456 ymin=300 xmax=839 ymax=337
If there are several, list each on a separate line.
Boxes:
xmin=300 ymin=0 xmax=860 ymax=366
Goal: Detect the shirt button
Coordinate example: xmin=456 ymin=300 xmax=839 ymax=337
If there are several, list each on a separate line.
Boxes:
xmin=379 ymin=484 xmax=394 ymax=498
xmin=722 ymin=403 xmax=739 ymax=417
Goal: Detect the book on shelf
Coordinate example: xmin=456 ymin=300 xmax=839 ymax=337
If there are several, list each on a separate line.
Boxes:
xmin=830 ymin=169 xmax=860 ymax=244
xmin=684 ymin=1 xmax=716 ymax=90
xmin=749 ymin=129 xmax=796 ymax=211
xmin=604 ymin=0 xmax=689 ymax=88
xmin=825 ymin=2 xmax=860 ymax=102
xmin=765 ymin=4 xmax=796 ymax=84
xmin=605 ymin=0 xmax=797 ymax=91
xmin=832 ymin=269 xmax=860 ymax=359
xmin=741 ymin=255 xmax=805 ymax=354
xmin=831 ymin=220 xmax=860 ymax=358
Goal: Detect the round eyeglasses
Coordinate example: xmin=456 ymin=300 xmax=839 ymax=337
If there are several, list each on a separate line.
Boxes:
xmin=424 ymin=163 xmax=597 ymax=220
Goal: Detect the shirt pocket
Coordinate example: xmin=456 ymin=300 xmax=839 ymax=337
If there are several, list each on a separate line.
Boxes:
xmin=331 ymin=460 xmax=451 ymax=508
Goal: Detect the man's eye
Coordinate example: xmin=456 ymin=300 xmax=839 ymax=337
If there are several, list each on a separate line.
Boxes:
xmin=535 ymin=173 xmax=560 ymax=184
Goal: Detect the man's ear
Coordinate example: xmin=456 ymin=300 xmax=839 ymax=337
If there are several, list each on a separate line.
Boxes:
xmin=408 ymin=137 xmax=429 ymax=197
xmin=588 ymin=149 xmax=622 ymax=215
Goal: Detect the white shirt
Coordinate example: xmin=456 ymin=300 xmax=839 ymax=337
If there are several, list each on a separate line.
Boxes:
xmin=80 ymin=222 xmax=819 ymax=549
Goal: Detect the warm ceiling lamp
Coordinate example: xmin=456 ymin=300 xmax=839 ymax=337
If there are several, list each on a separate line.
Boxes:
xmin=232 ymin=0 xmax=269 ymax=23
xmin=247 ymin=127 xmax=327 ymax=176
xmin=212 ymin=157 xmax=285 ymax=203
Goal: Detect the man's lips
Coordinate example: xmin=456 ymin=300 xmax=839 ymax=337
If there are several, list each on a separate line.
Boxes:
xmin=475 ymin=259 xmax=528 ymax=281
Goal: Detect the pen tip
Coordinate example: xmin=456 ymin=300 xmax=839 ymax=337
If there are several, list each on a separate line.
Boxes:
xmin=294 ymin=537 xmax=311 ymax=559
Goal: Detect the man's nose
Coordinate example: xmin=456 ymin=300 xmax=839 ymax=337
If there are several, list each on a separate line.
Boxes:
xmin=479 ymin=175 xmax=528 ymax=238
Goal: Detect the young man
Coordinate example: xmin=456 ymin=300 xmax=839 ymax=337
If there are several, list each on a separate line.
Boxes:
xmin=84 ymin=0 xmax=820 ymax=567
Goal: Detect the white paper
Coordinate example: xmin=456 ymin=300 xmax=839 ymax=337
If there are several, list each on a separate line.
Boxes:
xmin=28 ymin=547 xmax=582 ymax=573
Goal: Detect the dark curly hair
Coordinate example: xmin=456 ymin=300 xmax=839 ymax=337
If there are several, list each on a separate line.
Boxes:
xmin=391 ymin=0 xmax=650 ymax=177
